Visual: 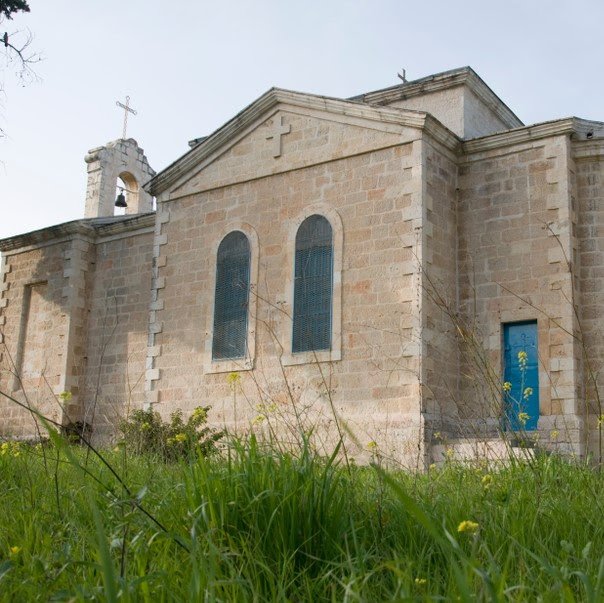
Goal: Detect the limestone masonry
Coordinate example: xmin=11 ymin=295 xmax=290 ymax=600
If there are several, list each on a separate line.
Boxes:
xmin=1 ymin=67 xmax=603 ymax=466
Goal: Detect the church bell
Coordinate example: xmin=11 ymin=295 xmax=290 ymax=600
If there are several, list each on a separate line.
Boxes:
xmin=115 ymin=190 xmax=127 ymax=208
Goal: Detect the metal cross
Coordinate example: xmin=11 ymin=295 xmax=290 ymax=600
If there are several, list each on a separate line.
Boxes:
xmin=115 ymin=96 xmax=137 ymax=139
xmin=266 ymin=115 xmax=291 ymax=158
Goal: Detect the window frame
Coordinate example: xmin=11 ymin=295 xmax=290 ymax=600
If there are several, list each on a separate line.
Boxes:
xmin=282 ymin=205 xmax=343 ymax=366
xmin=292 ymin=214 xmax=333 ymax=354
xmin=204 ymin=223 xmax=259 ymax=374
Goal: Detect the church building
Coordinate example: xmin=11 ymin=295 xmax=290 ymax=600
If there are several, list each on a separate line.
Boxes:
xmin=1 ymin=67 xmax=603 ymax=466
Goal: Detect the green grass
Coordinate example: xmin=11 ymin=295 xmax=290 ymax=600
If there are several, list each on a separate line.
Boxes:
xmin=1 ymin=437 xmax=604 ymax=601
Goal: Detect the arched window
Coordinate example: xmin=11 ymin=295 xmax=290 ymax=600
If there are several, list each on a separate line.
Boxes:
xmin=114 ymin=171 xmax=140 ymax=216
xmin=292 ymin=215 xmax=333 ymax=353
xmin=212 ymin=231 xmax=251 ymax=360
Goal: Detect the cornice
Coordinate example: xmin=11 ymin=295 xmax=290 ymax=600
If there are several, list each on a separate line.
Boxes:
xmin=573 ymin=139 xmax=604 ymax=161
xmin=350 ymin=67 xmax=473 ymax=104
xmin=0 ymin=221 xmax=95 ymax=253
xmin=423 ymin=114 xmax=462 ymax=155
xmin=0 ymin=213 xmax=155 ymax=253
xmin=461 ymin=118 xmax=577 ymax=155
xmin=463 ymin=70 xmax=524 ymax=131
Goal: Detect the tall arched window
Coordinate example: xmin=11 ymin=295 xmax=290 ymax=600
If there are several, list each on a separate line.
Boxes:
xmin=292 ymin=215 xmax=333 ymax=353
xmin=212 ymin=231 xmax=251 ymax=360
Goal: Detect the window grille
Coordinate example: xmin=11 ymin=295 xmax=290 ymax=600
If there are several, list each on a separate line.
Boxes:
xmin=212 ymin=231 xmax=251 ymax=360
xmin=292 ymin=215 xmax=333 ymax=353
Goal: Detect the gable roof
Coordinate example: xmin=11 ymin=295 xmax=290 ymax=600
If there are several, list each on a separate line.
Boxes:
xmin=350 ymin=66 xmax=523 ymax=131
xmin=145 ymin=87 xmax=460 ymax=197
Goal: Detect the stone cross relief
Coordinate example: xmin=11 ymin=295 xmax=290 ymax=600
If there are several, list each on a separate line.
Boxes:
xmin=266 ymin=115 xmax=291 ymax=158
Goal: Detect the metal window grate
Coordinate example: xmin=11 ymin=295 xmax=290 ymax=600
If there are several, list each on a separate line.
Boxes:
xmin=212 ymin=231 xmax=251 ymax=360
xmin=292 ymin=215 xmax=333 ymax=353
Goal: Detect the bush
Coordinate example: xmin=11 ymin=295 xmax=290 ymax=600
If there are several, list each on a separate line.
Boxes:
xmin=118 ymin=406 xmax=223 ymax=461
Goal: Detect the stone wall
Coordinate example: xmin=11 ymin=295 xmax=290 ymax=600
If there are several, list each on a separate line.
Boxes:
xmin=458 ymin=135 xmax=582 ymax=453
xmin=149 ymin=136 xmax=426 ymax=465
xmin=575 ymin=151 xmax=604 ymax=458
xmin=0 ymin=220 xmax=153 ymax=441
xmin=463 ymin=87 xmax=513 ymax=139
xmin=387 ymin=88 xmax=465 ymax=138
xmin=80 ymin=230 xmax=153 ymax=439
xmin=422 ymin=140 xmax=460 ymax=441
xmin=0 ymin=241 xmax=70 ymax=436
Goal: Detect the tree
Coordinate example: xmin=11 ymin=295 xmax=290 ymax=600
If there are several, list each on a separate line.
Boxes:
xmin=1 ymin=0 xmax=39 ymax=82
xmin=1 ymin=1 xmax=30 ymax=20
xmin=1 ymin=0 xmax=40 ymax=134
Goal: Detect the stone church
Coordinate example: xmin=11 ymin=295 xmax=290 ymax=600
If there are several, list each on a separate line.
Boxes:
xmin=1 ymin=67 xmax=603 ymax=466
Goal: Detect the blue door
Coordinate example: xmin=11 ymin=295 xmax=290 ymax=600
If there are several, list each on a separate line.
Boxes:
xmin=503 ymin=321 xmax=539 ymax=431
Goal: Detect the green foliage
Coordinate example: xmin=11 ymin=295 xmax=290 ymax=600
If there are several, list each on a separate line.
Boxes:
xmin=1 ymin=442 xmax=604 ymax=600
xmin=0 ymin=1 xmax=30 ymax=20
xmin=118 ymin=406 xmax=224 ymax=462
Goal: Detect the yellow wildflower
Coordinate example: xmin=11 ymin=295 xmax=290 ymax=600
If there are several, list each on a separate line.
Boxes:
xmin=518 ymin=412 xmax=530 ymax=425
xmin=523 ymin=387 xmax=533 ymax=400
xmin=429 ymin=463 xmax=436 ymax=471
xmin=598 ymin=415 xmax=604 ymax=429
xmin=166 ymin=437 xmax=175 ymax=445
xmin=191 ymin=407 xmax=207 ymax=421
xmin=1 ymin=442 xmax=20 ymax=457
xmin=9 ymin=546 xmax=21 ymax=556
xmin=433 ymin=431 xmax=441 ymax=440
xmin=366 ymin=441 xmax=378 ymax=451
xmin=227 ymin=372 xmax=241 ymax=390
xmin=140 ymin=422 xmax=150 ymax=431
xmin=481 ymin=474 xmax=492 ymax=489
xmin=503 ymin=382 xmax=512 ymax=392
xmin=518 ymin=351 xmax=528 ymax=366
xmin=414 ymin=578 xmax=427 ymax=586
xmin=551 ymin=430 xmax=559 ymax=439
xmin=457 ymin=520 xmax=479 ymax=534
xmin=175 ymin=433 xmax=187 ymax=443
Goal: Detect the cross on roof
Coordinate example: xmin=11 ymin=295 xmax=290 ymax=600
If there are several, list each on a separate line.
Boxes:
xmin=115 ymin=96 xmax=137 ymax=139
xmin=266 ymin=115 xmax=291 ymax=158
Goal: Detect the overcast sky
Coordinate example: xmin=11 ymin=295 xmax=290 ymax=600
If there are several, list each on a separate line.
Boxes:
xmin=1 ymin=0 xmax=603 ymax=242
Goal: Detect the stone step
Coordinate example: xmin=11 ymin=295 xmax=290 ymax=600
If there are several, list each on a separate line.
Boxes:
xmin=431 ymin=438 xmax=535 ymax=465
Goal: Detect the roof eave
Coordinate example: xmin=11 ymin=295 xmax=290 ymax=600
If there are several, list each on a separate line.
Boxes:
xmin=0 ymin=213 xmax=155 ymax=253
xmin=461 ymin=117 xmax=595 ymax=155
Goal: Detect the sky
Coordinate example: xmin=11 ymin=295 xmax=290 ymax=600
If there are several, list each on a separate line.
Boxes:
xmin=1 ymin=0 xmax=604 ymax=242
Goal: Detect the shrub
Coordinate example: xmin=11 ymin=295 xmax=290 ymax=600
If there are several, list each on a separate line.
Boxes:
xmin=118 ymin=406 xmax=223 ymax=461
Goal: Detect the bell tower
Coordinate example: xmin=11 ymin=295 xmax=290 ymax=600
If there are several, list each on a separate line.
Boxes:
xmin=84 ymin=138 xmax=156 ymax=218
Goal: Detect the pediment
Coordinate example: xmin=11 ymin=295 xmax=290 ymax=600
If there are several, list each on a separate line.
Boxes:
xmin=148 ymin=90 xmax=457 ymax=199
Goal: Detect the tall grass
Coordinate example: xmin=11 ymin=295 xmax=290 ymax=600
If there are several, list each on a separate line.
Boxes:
xmin=1 ymin=437 xmax=604 ymax=600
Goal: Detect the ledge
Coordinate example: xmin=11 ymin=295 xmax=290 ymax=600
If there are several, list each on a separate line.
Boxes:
xmin=0 ymin=212 xmax=155 ymax=253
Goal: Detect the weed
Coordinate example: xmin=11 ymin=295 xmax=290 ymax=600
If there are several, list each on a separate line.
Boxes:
xmin=118 ymin=406 xmax=224 ymax=462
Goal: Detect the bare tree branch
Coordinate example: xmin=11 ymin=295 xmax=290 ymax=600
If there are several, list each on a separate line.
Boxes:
xmin=0 ymin=0 xmax=41 ymax=137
